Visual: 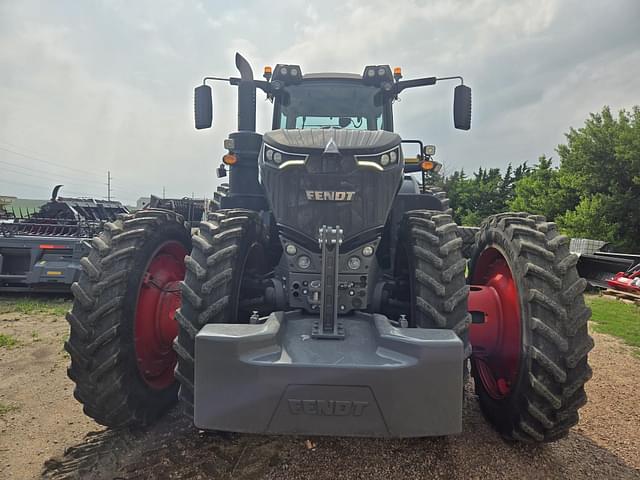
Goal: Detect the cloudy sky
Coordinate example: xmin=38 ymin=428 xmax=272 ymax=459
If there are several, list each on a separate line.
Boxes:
xmin=1 ymin=0 xmax=639 ymax=204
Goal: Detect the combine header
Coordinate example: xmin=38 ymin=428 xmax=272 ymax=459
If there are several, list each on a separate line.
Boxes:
xmin=0 ymin=186 xmax=128 ymax=292
xmin=66 ymin=54 xmax=593 ymax=442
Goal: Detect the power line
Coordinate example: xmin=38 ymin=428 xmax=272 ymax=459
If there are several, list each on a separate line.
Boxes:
xmin=0 ymin=144 xmax=102 ymax=178
xmin=0 ymin=141 xmax=147 ymax=197
xmin=0 ymin=177 xmax=96 ymax=198
xmin=0 ymin=140 xmax=201 ymax=203
xmin=0 ymin=158 xmax=107 ymax=187
xmin=0 ymin=165 xmax=109 ymax=194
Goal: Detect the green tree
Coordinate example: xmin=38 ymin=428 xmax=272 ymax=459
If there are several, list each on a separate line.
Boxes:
xmin=444 ymin=163 xmax=528 ymax=226
xmin=556 ymin=194 xmax=618 ymax=243
xmin=555 ymin=106 xmax=640 ymax=251
xmin=509 ymin=155 xmax=576 ymax=219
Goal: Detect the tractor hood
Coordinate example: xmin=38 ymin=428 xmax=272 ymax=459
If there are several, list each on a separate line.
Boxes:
xmin=263 ymin=129 xmax=401 ymax=155
xmin=260 ymin=128 xmax=404 ymax=244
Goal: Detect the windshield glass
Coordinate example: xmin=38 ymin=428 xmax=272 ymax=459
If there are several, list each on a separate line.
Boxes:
xmin=277 ymin=81 xmax=384 ymax=130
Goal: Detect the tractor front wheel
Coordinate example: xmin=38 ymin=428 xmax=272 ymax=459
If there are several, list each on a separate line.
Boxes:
xmin=395 ymin=210 xmax=471 ymax=350
xmin=65 ymin=209 xmax=191 ymax=427
xmin=174 ymin=209 xmax=271 ymax=419
xmin=468 ymin=213 xmax=594 ymax=442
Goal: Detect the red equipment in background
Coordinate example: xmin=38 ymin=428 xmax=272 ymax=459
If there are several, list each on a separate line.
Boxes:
xmin=607 ymin=263 xmax=640 ymax=293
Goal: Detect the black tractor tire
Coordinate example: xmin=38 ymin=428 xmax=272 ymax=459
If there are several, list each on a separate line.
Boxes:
xmin=65 ymin=209 xmax=191 ymax=428
xmin=469 ymin=212 xmax=594 ymax=442
xmin=174 ymin=209 xmax=270 ymax=418
xmin=395 ymin=210 xmax=471 ymax=352
xmin=211 ymin=183 xmax=229 ymax=210
xmin=458 ymin=226 xmax=479 ymax=259
xmin=423 ymin=187 xmax=453 ymax=215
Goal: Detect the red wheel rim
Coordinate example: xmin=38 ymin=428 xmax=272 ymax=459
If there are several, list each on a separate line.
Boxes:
xmin=470 ymin=247 xmax=521 ymax=400
xmin=134 ymin=241 xmax=187 ymax=390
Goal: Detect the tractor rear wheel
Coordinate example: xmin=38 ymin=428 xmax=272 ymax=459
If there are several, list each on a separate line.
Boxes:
xmin=458 ymin=226 xmax=479 ymax=259
xmin=174 ymin=209 xmax=270 ymax=418
xmin=395 ymin=210 xmax=471 ymax=351
xmin=468 ymin=213 xmax=594 ymax=442
xmin=65 ymin=209 xmax=191 ymax=427
xmin=211 ymin=183 xmax=229 ymax=210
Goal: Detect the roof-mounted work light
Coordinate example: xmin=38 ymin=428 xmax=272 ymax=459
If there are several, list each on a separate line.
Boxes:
xmin=272 ymin=64 xmax=303 ymax=84
xmin=362 ymin=65 xmax=393 ymax=84
xmin=362 ymin=65 xmax=394 ymax=91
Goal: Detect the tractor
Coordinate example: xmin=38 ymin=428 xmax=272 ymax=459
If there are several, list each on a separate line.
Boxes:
xmin=65 ymin=54 xmax=593 ymax=442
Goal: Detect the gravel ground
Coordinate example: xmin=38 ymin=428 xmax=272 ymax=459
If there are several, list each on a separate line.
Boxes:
xmin=1 ymin=306 xmax=639 ymax=479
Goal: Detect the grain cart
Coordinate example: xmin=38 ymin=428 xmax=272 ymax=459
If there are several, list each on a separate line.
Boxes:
xmin=66 ymin=54 xmax=593 ymax=442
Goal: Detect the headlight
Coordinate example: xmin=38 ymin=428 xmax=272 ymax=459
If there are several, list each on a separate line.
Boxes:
xmin=347 ymin=256 xmax=361 ymax=270
xmin=297 ymin=255 xmax=311 ymax=269
xmin=285 ymin=244 xmax=297 ymax=255
xmin=354 ymin=147 xmax=401 ymax=171
xmin=262 ymin=144 xmax=308 ymax=169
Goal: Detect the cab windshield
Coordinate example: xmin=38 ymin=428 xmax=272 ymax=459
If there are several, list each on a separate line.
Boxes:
xmin=276 ymin=80 xmax=385 ymax=130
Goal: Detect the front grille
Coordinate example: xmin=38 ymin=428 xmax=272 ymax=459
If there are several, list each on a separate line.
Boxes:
xmin=305 ymin=154 xmax=357 ymax=174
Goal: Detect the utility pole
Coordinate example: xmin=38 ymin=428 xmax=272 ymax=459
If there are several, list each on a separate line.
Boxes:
xmin=163 ymin=186 xmax=166 ymax=199
xmin=107 ymin=171 xmax=112 ymax=201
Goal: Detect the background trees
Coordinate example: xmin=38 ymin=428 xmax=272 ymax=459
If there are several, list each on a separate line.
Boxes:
xmin=438 ymin=106 xmax=640 ymax=252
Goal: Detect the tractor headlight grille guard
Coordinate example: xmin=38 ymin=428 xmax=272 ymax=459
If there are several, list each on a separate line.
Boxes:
xmin=262 ymin=144 xmax=308 ymax=169
xmin=354 ymin=146 xmax=401 ymax=171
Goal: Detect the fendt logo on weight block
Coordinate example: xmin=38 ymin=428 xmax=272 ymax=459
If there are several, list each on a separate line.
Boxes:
xmin=306 ymin=191 xmax=355 ymax=201
xmin=288 ymin=399 xmax=369 ymax=416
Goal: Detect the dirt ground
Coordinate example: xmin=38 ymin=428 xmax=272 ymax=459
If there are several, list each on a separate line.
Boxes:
xmin=1 ymin=306 xmax=639 ymax=480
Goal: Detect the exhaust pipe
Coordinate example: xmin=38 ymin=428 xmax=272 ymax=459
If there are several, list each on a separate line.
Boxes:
xmin=235 ymin=53 xmax=256 ymax=132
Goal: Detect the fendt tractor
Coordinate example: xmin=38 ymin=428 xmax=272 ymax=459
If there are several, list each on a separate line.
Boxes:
xmin=65 ymin=54 xmax=593 ymax=442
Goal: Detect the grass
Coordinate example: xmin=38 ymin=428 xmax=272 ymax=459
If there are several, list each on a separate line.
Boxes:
xmin=0 ymin=333 xmax=19 ymax=348
xmin=586 ymin=294 xmax=640 ymax=352
xmin=0 ymin=297 xmax=71 ymax=316
xmin=0 ymin=401 xmax=19 ymax=416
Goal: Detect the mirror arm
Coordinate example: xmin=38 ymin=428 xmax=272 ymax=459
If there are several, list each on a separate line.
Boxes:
xmin=205 ymin=76 xmax=272 ymax=95
xmin=394 ymin=76 xmax=436 ymax=95
xmin=202 ymin=76 xmax=232 ymax=85
xmin=435 ymin=75 xmax=465 ymax=85
xmin=394 ymin=75 xmax=465 ymax=95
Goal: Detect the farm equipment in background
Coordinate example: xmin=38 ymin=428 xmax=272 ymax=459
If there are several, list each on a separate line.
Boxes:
xmin=66 ymin=54 xmax=593 ymax=443
xmin=0 ymin=186 xmax=128 ymax=292
xmin=569 ymin=237 xmax=640 ymax=292
xmin=148 ymin=195 xmax=206 ymax=229
xmin=607 ymin=264 xmax=640 ymax=293
xmin=0 ymin=197 xmax=14 ymax=221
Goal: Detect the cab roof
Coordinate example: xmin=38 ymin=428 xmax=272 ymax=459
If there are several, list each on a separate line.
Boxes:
xmin=302 ymin=72 xmax=362 ymax=81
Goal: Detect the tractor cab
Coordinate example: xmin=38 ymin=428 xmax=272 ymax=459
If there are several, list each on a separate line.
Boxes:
xmin=271 ymin=72 xmax=390 ymax=131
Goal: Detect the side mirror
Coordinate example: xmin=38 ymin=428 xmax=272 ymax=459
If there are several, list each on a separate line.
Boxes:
xmin=194 ymin=84 xmax=213 ymax=129
xmin=453 ymin=85 xmax=472 ymax=130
